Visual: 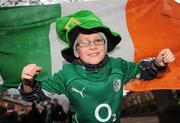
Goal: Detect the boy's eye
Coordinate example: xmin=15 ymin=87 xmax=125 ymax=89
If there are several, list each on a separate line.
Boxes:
xmin=95 ymin=39 xmax=104 ymax=44
xmin=79 ymin=40 xmax=89 ymax=46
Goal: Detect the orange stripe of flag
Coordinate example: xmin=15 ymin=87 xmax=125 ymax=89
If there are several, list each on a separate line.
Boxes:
xmin=125 ymin=0 xmax=180 ymax=91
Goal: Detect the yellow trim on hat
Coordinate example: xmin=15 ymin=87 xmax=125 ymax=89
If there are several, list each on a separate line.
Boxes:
xmin=65 ymin=17 xmax=81 ymax=31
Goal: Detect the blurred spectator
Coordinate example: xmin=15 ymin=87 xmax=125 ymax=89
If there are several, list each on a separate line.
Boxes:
xmin=18 ymin=105 xmax=28 ymax=123
xmin=1 ymin=102 xmax=18 ymax=123
xmin=27 ymin=102 xmax=42 ymax=123
xmin=152 ymin=90 xmax=180 ymax=123
xmin=67 ymin=106 xmax=72 ymax=123
xmin=0 ymin=105 xmax=6 ymax=123
xmin=41 ymin=98 xmax=53 ymax=123
xmin=52 ymin=98 xmax=67 ymax=123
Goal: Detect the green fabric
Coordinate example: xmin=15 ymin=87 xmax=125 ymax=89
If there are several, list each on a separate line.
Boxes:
xmin=41 ymin=57 xmax=140 ymax=123
xmin=0 ymin=4 xmax=61 ymax=91
xmin=56 ymin=10 xmax=104 ymax=44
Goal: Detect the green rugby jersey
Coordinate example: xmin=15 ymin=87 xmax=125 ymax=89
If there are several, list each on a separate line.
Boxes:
xmin=41 ymin=57 xmax=140 ymax=123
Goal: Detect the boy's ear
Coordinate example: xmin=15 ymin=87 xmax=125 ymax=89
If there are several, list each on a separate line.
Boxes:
xmin=74 ymin=50 xmax=79 ymax=58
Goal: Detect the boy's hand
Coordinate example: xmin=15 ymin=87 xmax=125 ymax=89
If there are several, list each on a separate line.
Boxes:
xmin=21 ymin=64 xmax=42 ymax=86
xmin=155 ymin=48 xmax=175 ymax=67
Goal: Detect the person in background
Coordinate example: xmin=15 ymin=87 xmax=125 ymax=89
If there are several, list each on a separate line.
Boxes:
xmin=41 ymin=98 xmax=53 ymax=123
xmin=19 ymin=10 xmax=175 ymax=123
xmin=1 ymin=102 xmax=18 ymax=123
xmin=0 ymin=104 xmax=6 ymax=123
xmin=18 ymin=105 xmax=28 ymax=123
xmin=152 ymin=90 xmax=180 ymax=123
xmin=27 ymin=102 xmax=42 ymax=123
xmin=52 ymin=98 xmax=67 ymax=123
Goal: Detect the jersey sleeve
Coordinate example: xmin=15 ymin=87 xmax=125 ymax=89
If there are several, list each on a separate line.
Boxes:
xmin=19 ymin=66 xmax=68 ymax=102
xmin=117 ymin=58 xmax=140 ymax=84
xmin=115 ymin=57 xmax=167 ymax=84
xmin=41 ymin=69 xmax=66 ymax=95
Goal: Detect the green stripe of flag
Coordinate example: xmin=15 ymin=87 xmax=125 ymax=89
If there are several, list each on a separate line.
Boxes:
xmin=0 ymin=4 xmax=61 ymax=91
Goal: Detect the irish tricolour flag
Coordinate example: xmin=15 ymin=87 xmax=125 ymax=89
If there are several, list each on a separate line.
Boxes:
xmin=0 ymin=0 xmax=180 ymax=92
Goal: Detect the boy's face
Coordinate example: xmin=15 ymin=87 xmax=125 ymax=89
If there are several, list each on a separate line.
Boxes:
xmin=75 ymin=33 xmax=106 ymax=65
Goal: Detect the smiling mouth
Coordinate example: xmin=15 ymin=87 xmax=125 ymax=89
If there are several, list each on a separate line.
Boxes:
xmin=88 ymin=52 xmax=99 ymax=57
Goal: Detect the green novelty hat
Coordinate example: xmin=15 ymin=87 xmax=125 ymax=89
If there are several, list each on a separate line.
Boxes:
xmin=56 ymin=10 xmax=121 ymax=63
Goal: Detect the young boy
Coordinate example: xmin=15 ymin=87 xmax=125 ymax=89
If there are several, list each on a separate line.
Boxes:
xmin=19 ymin=10 xmax=175 ymax=123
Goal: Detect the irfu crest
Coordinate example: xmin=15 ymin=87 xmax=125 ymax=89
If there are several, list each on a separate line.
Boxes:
xmin=113 ymin=79 xmax=121 ymax=92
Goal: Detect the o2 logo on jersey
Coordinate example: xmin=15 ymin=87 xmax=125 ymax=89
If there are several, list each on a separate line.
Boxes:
xmin=95 ymin=103 xmax=117 ymax=122
xmin=113 ymin=79 xmax=121 ymax=92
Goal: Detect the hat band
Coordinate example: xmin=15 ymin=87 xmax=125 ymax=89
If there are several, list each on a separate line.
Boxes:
xmin=65 ymin=17 xmax=81 ymax=31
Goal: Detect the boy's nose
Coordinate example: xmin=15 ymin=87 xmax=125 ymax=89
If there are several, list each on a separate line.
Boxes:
xmin=89 ymin=41 xmax=97 ymax=48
